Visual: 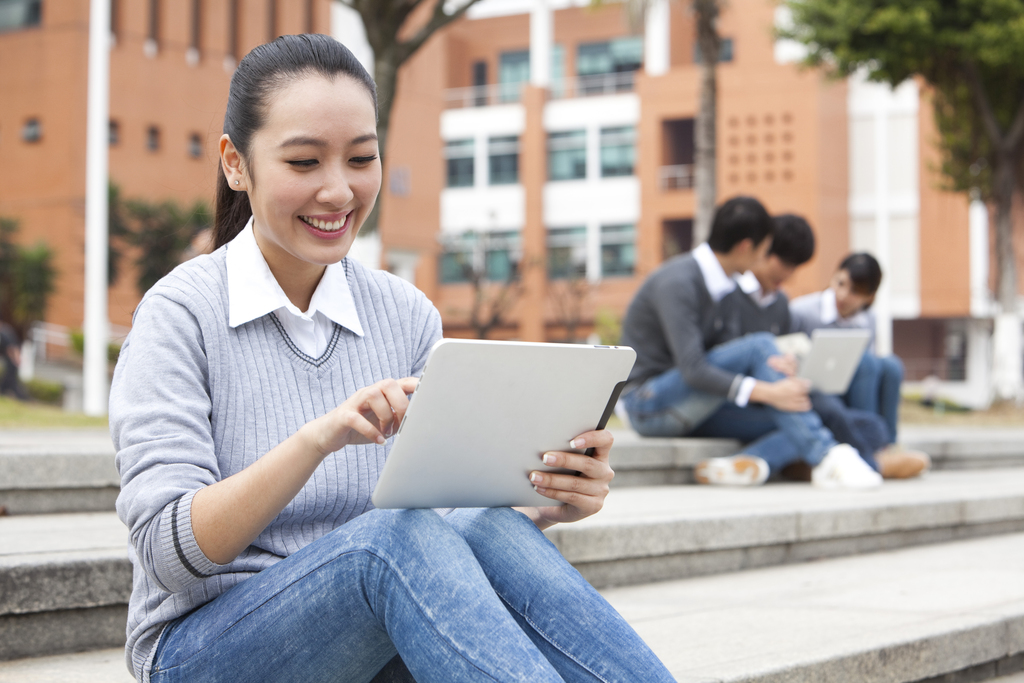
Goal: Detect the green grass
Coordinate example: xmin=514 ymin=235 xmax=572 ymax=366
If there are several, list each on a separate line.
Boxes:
xmin=0 ymin=396 xmax=108 ymax=429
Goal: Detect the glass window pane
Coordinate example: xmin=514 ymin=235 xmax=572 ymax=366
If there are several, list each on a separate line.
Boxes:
xmin=488 ymin=136 xmax=519 ymax=185
xmin=600 ymin=224 xmax=635 ymax=277
xmin=499 ymin=50 xmax=530 ymax=102
xmin=600 ymin=126 xmax=635 ymax=177
xmin=445 ymin=139 xmax=475 ymax=187
xmin=547 ymin=227 xmax=587 ymax=279
xmin=0 ymin=0 xmax=41 ymax=32
xmin=548 ymin=131 xmax=587 ymax=181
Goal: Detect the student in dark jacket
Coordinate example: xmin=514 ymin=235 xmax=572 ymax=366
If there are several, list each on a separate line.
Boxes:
xmin=619 ymin=197 xmax=882 ymax=489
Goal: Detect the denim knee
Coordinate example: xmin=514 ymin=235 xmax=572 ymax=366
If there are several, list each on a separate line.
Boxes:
xmin=746 ymin=332 xmax=780 ymax=362
xmin=881 ymin=355 xmax=904 ymax=382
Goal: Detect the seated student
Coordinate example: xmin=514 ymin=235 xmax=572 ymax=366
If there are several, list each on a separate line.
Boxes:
xmin=619 ymin=197 xmax=882 ymax=489
xmin=714 ymin=215 xmax=928 ymax=480
xmin=790 ymin=253 xmax=905 ymax=445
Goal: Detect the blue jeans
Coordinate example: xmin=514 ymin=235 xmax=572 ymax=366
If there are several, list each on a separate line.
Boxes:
xmin=149 ymin=507 xmax=675 ymax=683
xmin=845 ymin=353 xmax=903 ymax=444
xmin=623 ymin=333 xmax=837 ymax=473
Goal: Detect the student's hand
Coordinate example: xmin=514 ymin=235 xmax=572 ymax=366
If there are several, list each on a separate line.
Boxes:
xmin=767 ymin=353 xmax=798 ymax=377
xmin=515 ymin=429 xmax=615 ymax=530
xmin=301 ymin=377 xmax=419 ymax=459
xmin=751 ymin=377 xmax=811 ymax=412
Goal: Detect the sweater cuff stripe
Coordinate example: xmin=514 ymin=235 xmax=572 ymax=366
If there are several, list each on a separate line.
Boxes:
xmin=171 ymin=497 xmax=212 ymax=580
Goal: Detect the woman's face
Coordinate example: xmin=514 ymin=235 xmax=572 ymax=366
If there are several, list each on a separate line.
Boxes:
xmin=225 ymin=74 xmax=380 ymax=276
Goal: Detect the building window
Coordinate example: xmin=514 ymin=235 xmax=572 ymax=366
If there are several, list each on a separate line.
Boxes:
xmin=695 ymin=38 xmax=734 ymax=64
xmin=145 ymin=0 xmax=160 ymax=55
xmin=0 ymin=0 xmax=41 ymax=33
xmin=600 ymin=126 xmax=635 ymax=177
xmin=445 ymin=139 xmax=474 ymax=188
xmin=548 ymin=130 xmax=586 ymax=181
xmin=601 ymin=224 xmax=635 ymax=277
xmin=471 ymin=60 xmax=488 ymax=107
xmin=577 ymin=37 xmax=643 ymax=76
xmin=547 ymin=227 xmax=586 ymax=279
xmin=188 ymin=132 xmax=203 ymax=158
xmin=267 ymin=0 xmax=277 ymax=41
xmin=108 ymin=120 xmax=120 ymax=146
xmin=498 ymin=50 xmax=529 ymax=103
xmin=21 ymin=118 xmax=41 ymax=143
xmin=439 ymin=231 xmax=520 ymax=284
xmin=146 ymin=126 xmax=160 ymax=151
xmin=188 ymin=0 xmax=201 ymax=62
xmin=488 ymin=136 xmax=519 ymax=185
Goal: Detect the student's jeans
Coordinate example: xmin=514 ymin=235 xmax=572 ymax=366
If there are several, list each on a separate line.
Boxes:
xmin=622 ymin=333 xmax=837 ymax=473
xmin=149 ymin=507 xmax=676 ymax=683
xmin=845 ymin=353 xmax=903 ymax=444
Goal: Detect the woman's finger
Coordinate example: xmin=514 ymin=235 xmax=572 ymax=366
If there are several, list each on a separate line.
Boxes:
xmin=530 ymin=469 xmax=610 ymax=496
xmin=540 ymin=449 xmax=614 ymax=482
xmin=567 ymin=430 xmax=614 ymax=461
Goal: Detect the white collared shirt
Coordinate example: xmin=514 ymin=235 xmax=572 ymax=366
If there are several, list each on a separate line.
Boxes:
xmin=692 ymin=243 xmax=738 ymax=303
xmin=226 ymin=217 xmax=364 ymax=358
xmin=737 ymin=271 xmax=780 ymax=308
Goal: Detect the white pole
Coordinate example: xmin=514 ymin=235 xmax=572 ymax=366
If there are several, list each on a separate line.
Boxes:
xmin=83 ymin=0 xmax=111 ymax=416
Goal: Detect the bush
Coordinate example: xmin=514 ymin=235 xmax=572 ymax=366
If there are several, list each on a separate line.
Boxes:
xmin=25 ymin=377 xmax=64 ymax=405
xmin=70 ymin=329 xmax=122 ymax=363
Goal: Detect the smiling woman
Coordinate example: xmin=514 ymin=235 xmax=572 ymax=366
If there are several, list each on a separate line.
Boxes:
xmin=109 ymin=34 xmax=674 ymax=683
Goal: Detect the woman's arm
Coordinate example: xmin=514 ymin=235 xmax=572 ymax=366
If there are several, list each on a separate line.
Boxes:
xmin=191 ymin=376 xmax=418 ymax=564
xmin=514 ymin=429 xmax=615 ymax=531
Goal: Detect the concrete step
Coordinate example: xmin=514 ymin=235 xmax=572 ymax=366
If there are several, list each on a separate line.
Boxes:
xmin=5 ymin=426 xmax=1024 ymax=514
xmin=1 ymin=534 xmax=1022 ymax=683
xmin=4 ymin=468 xmax=1024 ymax=662
xmin=550 ymin=467 xmax=1024 ymax=588
xmin=602 ymin=532 xmax=1024 ymax=683
xmin=609 ymin=426 xmax=1024 ymax=487
xmin=0 ymin=430 xmax=117 ymax=515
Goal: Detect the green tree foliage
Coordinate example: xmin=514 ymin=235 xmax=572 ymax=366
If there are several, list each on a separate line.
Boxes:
xmin=124 ymin=198 xmax=211 ymax=294
xmin=0 ymin=217 xmax=57 ymax=338
xmin=780 ymin=0 xmax=1024 ymax=308
xmin=107 ymin=184 xmax=211 ymax=296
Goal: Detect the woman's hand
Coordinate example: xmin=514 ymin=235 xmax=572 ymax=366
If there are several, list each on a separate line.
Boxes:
xmin=516 ymin=429 xmax=615 ymax=530
xmin=301 ymin=376 xmax=419 ymax=458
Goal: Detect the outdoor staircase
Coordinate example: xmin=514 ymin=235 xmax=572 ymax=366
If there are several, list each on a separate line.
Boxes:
xmin=2 ymin=426 xmax=1024 ymax=682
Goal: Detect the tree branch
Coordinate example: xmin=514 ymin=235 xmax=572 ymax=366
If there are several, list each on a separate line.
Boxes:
xmin=397 ymin=0 xmax=485 ymax=64
xmin=961 ymin=60 xmax=1008 ymax=149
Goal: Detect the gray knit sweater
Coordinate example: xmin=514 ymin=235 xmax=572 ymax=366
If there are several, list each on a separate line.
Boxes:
xmin=110 ymin=247 xmax=442 ymax=682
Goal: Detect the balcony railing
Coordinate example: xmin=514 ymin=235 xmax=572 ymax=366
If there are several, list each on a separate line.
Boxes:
xmin=443 ymin=71 xmax=637 ymax=109
xmin=659 ymin=164 xmax=695 ymax=190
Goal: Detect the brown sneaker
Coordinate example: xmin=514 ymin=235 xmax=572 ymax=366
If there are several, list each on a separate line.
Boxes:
xmin=694 ymin=455 xmax=770 ymax=486
xmin=876 ymin=446 xmax=931 ymax=479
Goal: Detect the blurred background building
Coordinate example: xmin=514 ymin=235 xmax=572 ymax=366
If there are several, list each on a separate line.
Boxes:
xmin=0 ymin=0 xmax=1016 ymax=407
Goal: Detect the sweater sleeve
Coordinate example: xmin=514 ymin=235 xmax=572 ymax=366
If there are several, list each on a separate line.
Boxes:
xmin=111 ymin=293 xmax=228 ymax=594
xmin=652 ymin=271 xmax=743 ymax=400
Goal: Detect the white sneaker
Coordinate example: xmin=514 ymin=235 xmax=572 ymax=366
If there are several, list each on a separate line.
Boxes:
xmin=811 ymin=444 xmax=883 ymax=489
xmin=694 ymin=455 xmax=770 ymax=486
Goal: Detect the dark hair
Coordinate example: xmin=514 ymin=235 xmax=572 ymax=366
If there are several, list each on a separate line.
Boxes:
xmin=707 ymin=196 xmax=773 ymax=253
xmin=839 ymin=252 xmax=883 ymax=295
xmin=213 ymin=34 xmax=377 ymax=249
xmin=770 ymin=214 xmax=815 ymax=266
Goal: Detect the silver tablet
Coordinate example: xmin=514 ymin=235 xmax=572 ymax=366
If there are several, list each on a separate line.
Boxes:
xmin=798 ymin=328 xmax=871 ymax=394
xmin=372 ymin=339 xmax=636 ymax=509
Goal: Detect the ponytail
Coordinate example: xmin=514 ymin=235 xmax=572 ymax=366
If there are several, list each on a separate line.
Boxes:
xmin=213 ymin=165 xmax=252 ymax=249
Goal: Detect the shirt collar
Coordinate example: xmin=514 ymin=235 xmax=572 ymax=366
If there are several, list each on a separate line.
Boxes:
xmin=693 ymin=243 xmax=738 ymax=303
xmin=820 ymin=288 xmax=839 ymax=325
xmin=737 ymin=271 xmax=780 ymax=308
xmin=226 ymin=217 xmax=364 ymax=336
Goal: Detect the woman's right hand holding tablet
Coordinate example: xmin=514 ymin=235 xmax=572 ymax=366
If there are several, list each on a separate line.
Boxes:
xmin=302 ymin=377 xmax=420 ymax=457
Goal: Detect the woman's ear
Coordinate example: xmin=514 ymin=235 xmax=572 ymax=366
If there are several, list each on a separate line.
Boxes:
xmin=219 ymin=134 xmax=246 ymax=190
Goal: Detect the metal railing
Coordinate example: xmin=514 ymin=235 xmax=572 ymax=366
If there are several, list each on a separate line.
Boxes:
xmin=659 ymin=164 xmax=695 ymax=190
xmin=443 ymin=71 xmax=637 ymax=109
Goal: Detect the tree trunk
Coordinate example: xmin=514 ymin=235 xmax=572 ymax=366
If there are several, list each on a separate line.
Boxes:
xmin=692 ymin=0 xmax=720 ymax=247
xmin=991 ymin=149 xmax=1023 ymax=401
xmin=362 ymin=50 xmax=401 ymax=236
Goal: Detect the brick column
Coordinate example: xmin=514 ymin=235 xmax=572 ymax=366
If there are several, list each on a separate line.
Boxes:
xmin=520 ymin=84 xmax=547 ymax=341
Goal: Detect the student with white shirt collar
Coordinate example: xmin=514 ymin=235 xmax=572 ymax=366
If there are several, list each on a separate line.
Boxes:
xmin=619 ymin=197 xmax=880 ymax=489
xmin=109 ymin=34 xmax=674 ymax=683
xmin=790 ymin=253 xmax=906 ymax=446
